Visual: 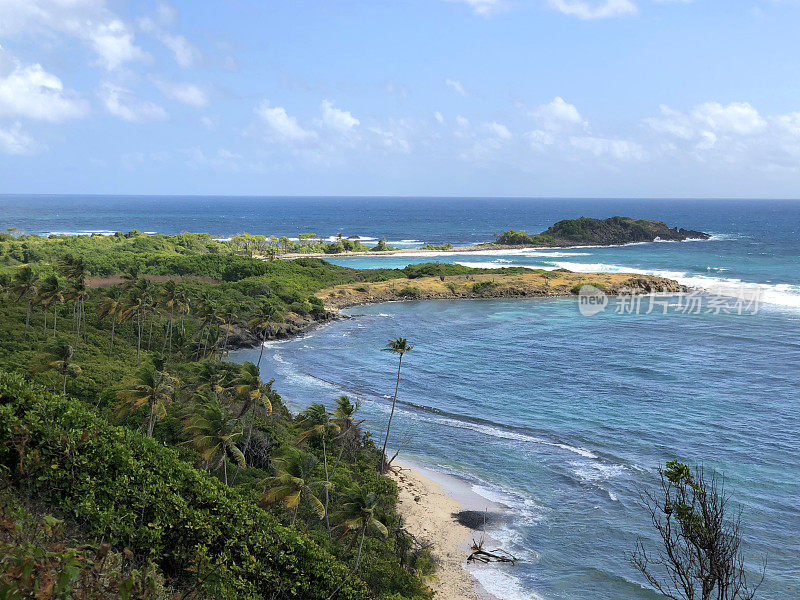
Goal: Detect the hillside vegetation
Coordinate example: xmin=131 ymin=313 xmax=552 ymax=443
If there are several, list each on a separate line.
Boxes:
xmin=0 ymin=231 xmax=450 ymax=600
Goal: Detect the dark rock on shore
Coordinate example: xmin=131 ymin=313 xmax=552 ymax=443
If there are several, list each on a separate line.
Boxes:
xmin=452 ymin=510 xmax=504 ymax=529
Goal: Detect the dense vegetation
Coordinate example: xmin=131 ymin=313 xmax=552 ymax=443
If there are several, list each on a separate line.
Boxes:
xmin=495 ymin=216 xmax=710 ymax=247
xmin=228 ymin=233 xmax=400 ymax=256
xmin=0 ymin=231 xmax=443 ymax=600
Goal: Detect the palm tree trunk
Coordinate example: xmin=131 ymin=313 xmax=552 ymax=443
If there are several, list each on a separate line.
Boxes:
xmin=53 ymin=303 xmax=58 ymax=336
xmin=109 ymin=315 xmax=116 ymax=356
xmin=74 ymin=301 xmax=81 ymax=345
xmin=136 ymin=310 xmax=142 ymax=366
xmin=62 ymin=370 xmax=68 ymax=394
xmin=257 ymin=327 xmax=268 ymax=367
xmin=147 ymin=315 xmax=154 ymax=351
xmin=380 ymin=354 xmax=403 ymax=473
xmin=322 ymin=434 xmax=331 ymax=534
xmin=24 ymin=299 xmax=31 ymax=340
xmin=147 ymin=400 xmax=155 ymax=438
xmin=223 ymin=456 xmax=228 ymax=485
xmin=354 ymin=523 xmax=367 ymax=573
xmin=292 ymin=503 xmax=299 ymax=525
xmin=168 ymin=308 xmax=175 ymax=356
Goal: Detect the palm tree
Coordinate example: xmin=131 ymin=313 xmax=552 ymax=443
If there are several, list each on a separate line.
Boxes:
xmin=36 ymin=339 xmax=81 ymax=394
xmin=58 ymin=255 xmax=88 ymax=340
xmin=331 ymin=395 xmax=363 ymax=471
xmin=249 ymin=304 xmax=282 ymax=367
xmin=183 ymin=393 xmax=246 ymax=485
xmin=192 ymin=295 xmax=217 ymax=359
xmin=216 ymin=309 xmax=237 ymax=357
xmin=232 ymin=362 xmax=273 ymax=465
xmin=116 ymin=365 xmax=177 ymax=438
xmin=120 ymin=280 xmax=153 ymax=365
xmin=335 ymin=483 xmax=388 ymax=573
xmin=160 ymin=281 xmax=180 ymax=356
xmin=196 ymin=360 xmax=229 ymax=396
xmin=36 ymin=275 xmax=62 ymax=335
xmin=64 ymin=278 xmax=87 ymax=344
xmin=262 ymin=449 xmax=325 ymax=525
xmin=11 ymin=266 xmax=38 ymax=340
xmin=97 ymin=288 xmax=123 ymax=355
xmin=296 ymin=403 xmax=341 ymax=534
xmin=379 ymin=337 xmax=413 ymax=473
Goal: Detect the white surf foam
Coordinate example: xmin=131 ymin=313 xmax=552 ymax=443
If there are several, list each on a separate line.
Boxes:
xmin=552 ymin=261 xmax=800 ymax=309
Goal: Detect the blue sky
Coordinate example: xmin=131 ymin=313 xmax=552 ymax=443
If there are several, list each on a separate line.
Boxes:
xmin=2 ymin=0 xmax=800 ymax=197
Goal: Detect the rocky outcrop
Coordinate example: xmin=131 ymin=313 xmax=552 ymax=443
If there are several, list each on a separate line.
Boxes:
xmin=494 ymin=216 xmax=711 ymax=247
xmin=224 ymin=310 xmax=338 ymax=350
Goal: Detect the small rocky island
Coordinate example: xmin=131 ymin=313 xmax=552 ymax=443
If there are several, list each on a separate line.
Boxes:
xmin=494 ymin=216 xmax=711 ymax=247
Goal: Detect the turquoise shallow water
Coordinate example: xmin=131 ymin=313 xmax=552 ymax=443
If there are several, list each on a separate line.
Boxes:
xmin=7 ymin=195 xmax=798 ymax=599
xmin=232 ymin=298 xmax=799 ymax=599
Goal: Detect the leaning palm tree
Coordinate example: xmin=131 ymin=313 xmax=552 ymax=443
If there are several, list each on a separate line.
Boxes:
xmin=97 ymin=288 xmax=123 ymax=356
xmin=36 ymin=339 xmax=81 ymax=394
xmin=116 ymin=365 xmax=177 ymax=438
xmin=379 ymin=337 xmax=413 ymax=473
xmin=183 ymin=393 xmax=246 ymax=485
xmin=334 ymin=483 xmax=388 ymax=574
xmin=249 ymin=304 xmax=283 ymax=367
xmin=296 ymin=403 xmax=341 ymax=534
xmin=196 ymin=360 xmax=229 ymax=397
xmin=261 ymin=448 xmax=325 ymax=525
xmin=11 ymin=266 xmax=38 ymax=340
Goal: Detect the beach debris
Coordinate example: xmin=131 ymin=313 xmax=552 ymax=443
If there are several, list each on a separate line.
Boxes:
xmin=465 ymin=511 xmax=518 ymax=565
xmin=467 ymin=538 xmax=517 ymax=565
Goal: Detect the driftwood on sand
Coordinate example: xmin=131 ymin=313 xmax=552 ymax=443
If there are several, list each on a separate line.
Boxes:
xmin=465 ymin=511 xmax=518 ymax=565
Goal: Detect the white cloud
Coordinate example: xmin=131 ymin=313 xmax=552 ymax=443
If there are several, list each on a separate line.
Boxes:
xmin=100 ymin=83 xmax=168 ymax=122
xmin=153 ymin=79 xmax=209 ymax=107
xmin=774 ymin=112 xmax=800 ymax=136
xmin=255 ymin=100 xmax=316 ymax=142
xmin=0 ymin=52 xmax=88 ymax=122
xmin=160 ymin=33 xmax=200 ymax=68
xmin=89 ymin=19 xmax=148 ymax=70
xmin=183 ymin=147 xmax=245 ymax=171
xmin=445 ymin=78 xmax=469 ymax=97
xmin=530 ymin=96 xmax=586 ymax=131
xmin=691 ymin=102 xmax=766 ymax=135
xmin=0 ymin=122 xmax=36 ymax=155
xmin=320 ymin=100 xmax=359 ymax=132
xmin=548 ymin=0 xmax=638 ymax=19
xmin=434 ymin=111 xmax=445 ymax=124
xmin=0 ymin=1 xmax=148 ymax=71
xmin=570 ymin=135 xmax=646 ymax=161
xmin=645 ymin=101 xmax=767 ymax=141
xmin=447 ymin=0 xmax=506 ymax=16
xmin=139 ymin=15 xmax=201 ymax=68
xmin=484 ymin=121 xmax=512 ymax=140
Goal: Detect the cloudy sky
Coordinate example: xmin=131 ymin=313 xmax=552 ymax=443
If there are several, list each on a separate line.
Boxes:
xmin=2 ymin=0 xmax=800 ymax=197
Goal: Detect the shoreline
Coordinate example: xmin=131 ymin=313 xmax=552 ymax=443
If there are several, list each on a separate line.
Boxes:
xmin=225 ymin=270 xmax=687 ymax=350
xmin=266 ymin=235 xmax=711 ymax=260
xmin=390 ymin=459 xmax=506 ymax=600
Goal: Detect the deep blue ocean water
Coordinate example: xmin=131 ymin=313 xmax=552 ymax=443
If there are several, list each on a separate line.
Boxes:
xmin=5 ymin=196 xmax=798 ymax=599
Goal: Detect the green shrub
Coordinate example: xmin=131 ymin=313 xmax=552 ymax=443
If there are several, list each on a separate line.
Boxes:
xmin=0 ymin=372 xmax=368 ymax=600
xmin=472 ymin=281 xmax=498 ymax=293
xmin=397 ymin=286 xmax=420 ymax=298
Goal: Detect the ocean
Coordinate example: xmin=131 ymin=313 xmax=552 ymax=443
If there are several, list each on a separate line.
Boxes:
xmin=5 ymin=195 xmax=799 ymax=599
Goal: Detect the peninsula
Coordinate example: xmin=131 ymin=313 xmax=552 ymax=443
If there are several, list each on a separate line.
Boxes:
xmin=263 ymin=216 xmax=711 ymax=259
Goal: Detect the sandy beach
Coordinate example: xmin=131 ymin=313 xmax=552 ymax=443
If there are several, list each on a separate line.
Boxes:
xmin=390 ymin=460 xmax=504 ymax=600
